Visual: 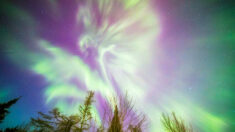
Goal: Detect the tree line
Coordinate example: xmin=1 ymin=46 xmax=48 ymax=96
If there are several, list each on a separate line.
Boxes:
xmin=0 ymin=91 xmax=193 ymax=132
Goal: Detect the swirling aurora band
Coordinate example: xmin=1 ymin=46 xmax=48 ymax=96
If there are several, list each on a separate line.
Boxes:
xmin=0 ymin=0 xmax=234 ymax=131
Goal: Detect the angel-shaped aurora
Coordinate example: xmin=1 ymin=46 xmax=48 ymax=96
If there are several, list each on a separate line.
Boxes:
xmin=2 ymin=0 xmax=226 ymax=131
xmin=33 ymin=0 xmax=159 ymax=115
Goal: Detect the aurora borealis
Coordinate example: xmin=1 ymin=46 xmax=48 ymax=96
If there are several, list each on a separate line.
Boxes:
xmin=0 ymin=0 xmax=235 ymax=131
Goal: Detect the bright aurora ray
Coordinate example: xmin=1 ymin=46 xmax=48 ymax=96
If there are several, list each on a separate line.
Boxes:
xmin=0 ymin=0 xmax=234 ymax=131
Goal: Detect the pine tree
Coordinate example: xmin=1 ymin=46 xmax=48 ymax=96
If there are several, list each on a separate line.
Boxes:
xmin=108 ymin=105 xmax=123 ymax=132
xmin=161 ymin=112 xmax=193 ymax=132
xmin=31 ymin=91 xmax=95 ymax=132
xmin=3 ymin=124 xmax=30 ymax=132
xmin=31 ymin=108 xmax=58 ymax=131
xmin=31 ymin=108 xmax=79 ymax=132
xmin=73 ymin=91 xmax=94 ymax=132
xmin=0 ymin=97 xmax=20 ymax=123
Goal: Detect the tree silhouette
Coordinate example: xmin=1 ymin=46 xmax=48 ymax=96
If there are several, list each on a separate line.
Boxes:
xmin=108 ymin=105 xmax=123 ymax=132
xmin=31 ymin=108 xmax=60 ymax=131
xmin=31 ymin=107 xmax=81 ymax=132
xmin=31 ymin=91 xmax=95 ymax=132
xmin=2 ymin=124 xmax=30 ymax=132
xmin=161 ymin=112 xmax=193 ymax=132
xmin=0 ymin=97 xmax=20 ymax=123
xmin=73 ymin=91 xmax=94 ymax=132
xmin=0 ymin=92 xmax=196 ymax=132
xmin=98 ymin=93 xmax=147 ymax=132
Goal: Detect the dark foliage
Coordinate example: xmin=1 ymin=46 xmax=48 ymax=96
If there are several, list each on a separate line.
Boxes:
xmin=74 ymin=91 xmax=94 ymax=132
xmin=31 ymin=91 xmax=94 ymax=132
xmin=99 ymin=93 xmax=147 ymax=132
xmin=31 ymin=108 xmax=79 ymax=132
xmin=0 ymin=92 xmax=195 ymax=132
xmin=108 ymin=105 xmax=123 ymax=132
xmin=2 ymin=124 xmax=30 ymax=132
xmin=161 ymin=112 xmax=193 ymax=132
xmin=0 ymin=97 xmax=20 ymax=123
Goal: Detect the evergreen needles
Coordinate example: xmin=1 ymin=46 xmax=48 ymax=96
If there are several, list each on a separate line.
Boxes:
xmin=108 ymin=105 xmax=123 ymax=132
xmin=0 ymin=92 xmax=194 ymax=132
xmin=161 ymin=112 xmax=193 ymax=132
xmin=0 ymin=97 xmax=20 ymax=123
xmin=31 ymin=91 xmax=95 ymax=132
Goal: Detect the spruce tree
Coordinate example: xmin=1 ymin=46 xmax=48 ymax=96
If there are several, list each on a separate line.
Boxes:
xmin=73 ymin=91 xmax=94 ymax=132
xmin=0 ymin=97 xmax=20 ymax=123
xmin=108 ymin=105 xmax=123 ymax=132
xmin=161 ymin=112 xmax=193 ymax=132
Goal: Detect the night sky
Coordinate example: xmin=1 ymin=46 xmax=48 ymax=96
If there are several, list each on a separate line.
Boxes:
xmin=0 ymin=0 xmax=235 ymax=131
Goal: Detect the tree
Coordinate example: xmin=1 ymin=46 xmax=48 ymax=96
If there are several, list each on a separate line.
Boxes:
xmin=31 ymin=108 xmax=61 ymax=131
xmin=161 ymin=112 xmax=193 ymax=132
xmin=31 ymin=91 xmax=95 ymax=132
xmin=99 ymin=93 xmax=146 ymax=132
xmin=0 ymin=97 xmax=20 ymax=123
xmin=31 ymin=106 xmax=83 ymax=132
xmin=0 ymin=92 xmax=197 ymax=132
xmin=108 ymin=105 xmax=123 ymax=132
xmin=3 ymin=124 xmax=30 ymax=132
xmin=73 ymin=91 xmax=94 ymax=132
